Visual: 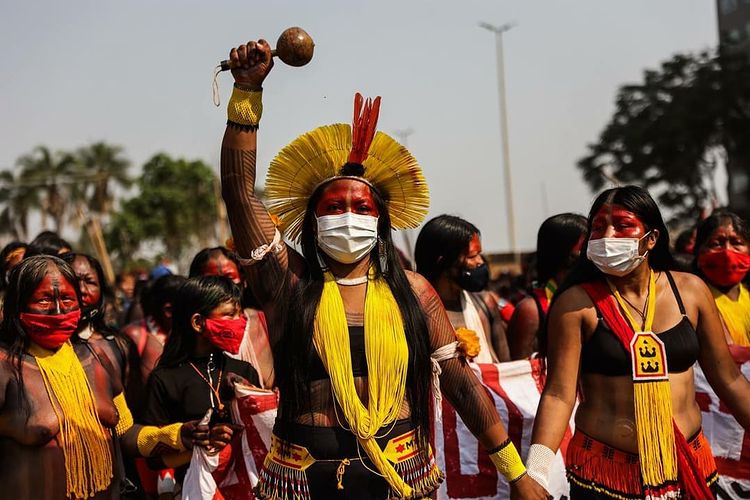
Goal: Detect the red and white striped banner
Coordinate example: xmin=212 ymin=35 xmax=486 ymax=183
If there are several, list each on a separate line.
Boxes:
xmin=188 ymin=354 xmax=750 ymax=499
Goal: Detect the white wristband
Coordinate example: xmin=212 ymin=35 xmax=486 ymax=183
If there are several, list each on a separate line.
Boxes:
xmin=526 ymin=444 xmax=555 ymax=492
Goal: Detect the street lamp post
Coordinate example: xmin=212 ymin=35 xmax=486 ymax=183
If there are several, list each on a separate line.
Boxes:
xmin=393 ymin=128 xmax=416 ymax=267
xmin=479 ymin=21 xmax=518 ymax=260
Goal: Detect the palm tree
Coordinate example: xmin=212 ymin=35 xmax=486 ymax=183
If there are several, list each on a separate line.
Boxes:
xmin=17 ymin=146 xmax=77 ymax=233
xmin=76 ymin=142 xmax=131 ymax=218
xmin=0 ymin=168 xmax=40 ymax=240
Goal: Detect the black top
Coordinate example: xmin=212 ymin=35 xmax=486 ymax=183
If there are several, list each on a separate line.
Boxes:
xmin=308 ymin=325 xmax=368 ymax=381
xmin=580 ymin=272 xmax=700 ymax=376
xmin=144 ymin=352 xmax=260 ymax=425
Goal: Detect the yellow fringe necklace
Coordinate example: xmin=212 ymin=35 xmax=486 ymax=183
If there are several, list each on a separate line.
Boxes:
xmin=313 ymin=269 xmax=412 ymax=497
xmin=608 ymin=271 xmax=679 ymax=498
xmin=30 ymin=341 xmax=113 ymax=499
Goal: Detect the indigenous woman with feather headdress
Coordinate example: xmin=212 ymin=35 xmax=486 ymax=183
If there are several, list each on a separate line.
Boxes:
xmin=219 ymin=40 xmax=548 ymax=499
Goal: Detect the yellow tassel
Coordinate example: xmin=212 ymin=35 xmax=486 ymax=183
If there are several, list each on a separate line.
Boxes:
xmin=313 ymin=270 xmax=413 ymax=497
xmin=31 ymin=342 xmax=113 ymax=499
xmin=633 ymin=380 xmax=678 ymax=490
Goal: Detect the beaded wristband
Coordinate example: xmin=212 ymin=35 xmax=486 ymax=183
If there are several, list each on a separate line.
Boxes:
xmin=526 ymin=443 xmax=555 ymax=491
xmin=227 ymin=85 xmax=263 ymax=129
xmin=488 ymin=438 xmax=527 ymax=483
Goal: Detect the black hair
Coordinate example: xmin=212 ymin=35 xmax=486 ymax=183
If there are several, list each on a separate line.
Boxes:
xmin=693 ymin=210 xmax=750 ymax=282
xmin=536 ymin=213 xmax=588 ymax=284
xmin=60 ymin=252 xmax=118 ymax=338
xmin=694 ymin=210 xmax=750 ymax=256
xmin=188 ymin=246 xmax=243 ymax=279
xmin=414 ymin=215 xmax=480 ymax=284
xmin=141 ymin=274 xmax=187 ymax=322
xmin=158 ymin=275 xmax=241 ymax=368
xmin=1 ymin=241 xmax=28 ymax=291
xmin=0 ymin=255 xmax=81 ymax=415
xmin=26 ymin=231 xmax=72 ymax=257
xmin=557 ymin=185 xmax=675 ymax=295
xmin=278 ymin=176 xmax=433 ymax=449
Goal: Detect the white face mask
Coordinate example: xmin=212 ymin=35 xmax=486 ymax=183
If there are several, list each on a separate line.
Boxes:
xmin=586 ymin=232 xmax=651 ymax=277
xmin=316 ymin=212 xmax=379 ymax=264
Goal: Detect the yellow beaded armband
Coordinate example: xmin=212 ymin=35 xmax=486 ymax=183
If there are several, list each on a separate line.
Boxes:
xmin=488 ymin=438 xmax=527 ymax=483
xmin=113 ymin=393 xmax=135 ymax=437
xmin=227 ymin=86 xmax=263 ymax=128
xmin=136 ymin=422 xmax=186 ymax=457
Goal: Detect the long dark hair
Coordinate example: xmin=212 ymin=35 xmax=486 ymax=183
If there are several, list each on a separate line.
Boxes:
xmin=414 ymin=215 xmax=479 ymax=284
xmin=60 ymin=252 xmax=118 ymax=338
xmin=542 ymin=186 xmax=674 ymax=358
xmin=158 ymin=276 xmax=241 ymax=368
xmin=536 ymin=213 xmax=588 ymax=284
xmin=277 ymin=172 xmax=433 ymax=448
xmin=0 ymin=255 xmax=81 ymax=414
xmin=557 ymin=185 xmax=675 ymax=295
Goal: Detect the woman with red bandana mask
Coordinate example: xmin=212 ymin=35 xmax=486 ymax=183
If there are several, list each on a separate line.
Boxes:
xmin=694 ymin=210 xmax=750 ymax=347
xmin=189 ymin=246 xmax=275 ymax=388
xmin=527 ymin=186 xmax=750 ymax=499
xmin=0 ymin=255 xmax=218 ymax=500
xmin=144 ymin=275 xmax=260 ymax=489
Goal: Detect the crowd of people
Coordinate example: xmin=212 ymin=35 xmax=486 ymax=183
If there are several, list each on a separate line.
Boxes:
xmin=1 ymin=38 xmax=750 ymax=500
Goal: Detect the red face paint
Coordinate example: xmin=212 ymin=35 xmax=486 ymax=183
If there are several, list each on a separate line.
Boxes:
xmin=71 ymin=256 xmax=101 ymax=308
xmin=22 ymin=269 xmax=81 ymax=349
xmin=699 ymin=224 xmax=750 ymax=256
xmin=461 ymin=233 xmax=484 ymax=269
xmin=203 ymin=254 xmax=242 ymax=284
xmin=589 ymin=204 xmax=647 ymax=240
xmin=21 ymin=310 xmax=81 ymax=350
xmin=314 ymin=179 xmax=380 ymax=218
xmin=26 ymin=272 xmax=80 ymax=315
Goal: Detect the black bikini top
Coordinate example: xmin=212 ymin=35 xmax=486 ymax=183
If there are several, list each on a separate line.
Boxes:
xmin=308 ymin=325 xmax=367 ymax=381
xmin=581 ymin=271 xmax=699 ymax=376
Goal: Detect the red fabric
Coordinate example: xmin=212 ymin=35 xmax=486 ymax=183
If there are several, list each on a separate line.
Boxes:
xmin=532 ymin=288 xmax=549 ymax=316
xmin=20 ymin=309 xmax=81 ymax=350
xmin=203 ymin=317 xmax=247 ymax=355
xmin=674 ymin=423 xmax=715 ymax=499
xmin=580 ymin=280 xmax=713 ymax=499
xmin=499 ymin=302 xmax=515 ymax=323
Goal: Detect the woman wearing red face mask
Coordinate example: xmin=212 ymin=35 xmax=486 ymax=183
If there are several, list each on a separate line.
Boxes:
xmin=526 ymin=186 xmax=750 ymax=499
xmin=144 ymin=276 xmax=260 ymax=488
xmin=694 ymin=211 xmax=750 ymax=347
xmin=218 ymin=39 xmax=546 ymax=500
xmin=0 ymin=255 xmax=212 ymax=500
xmin=189 ymin=246 xmax=275 ymax=389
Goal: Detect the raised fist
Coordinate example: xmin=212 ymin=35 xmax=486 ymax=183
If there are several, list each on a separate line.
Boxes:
xmin=228 ymin=39 xmax=274 ymax=90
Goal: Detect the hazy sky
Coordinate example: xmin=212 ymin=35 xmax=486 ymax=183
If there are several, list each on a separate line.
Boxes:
xmin=0 ymin=0 xmax=718 ymax=253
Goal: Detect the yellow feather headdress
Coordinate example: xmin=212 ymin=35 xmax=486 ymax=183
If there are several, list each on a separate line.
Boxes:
xmin=265 ymin=94 xmax=430 ymax=241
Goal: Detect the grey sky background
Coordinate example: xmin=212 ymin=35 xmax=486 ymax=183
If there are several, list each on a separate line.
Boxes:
xmin=0 ymin=0 xmax=718 ymax=254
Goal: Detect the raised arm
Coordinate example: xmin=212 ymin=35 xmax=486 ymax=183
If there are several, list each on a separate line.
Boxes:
xmin=406 ymin=272 xmax=546 ymax=499
xmin=220 ymin=40 xmax=302 ymax=307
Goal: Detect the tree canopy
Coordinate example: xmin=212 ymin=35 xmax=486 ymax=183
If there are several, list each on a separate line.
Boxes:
xmin=578 ymin=50 xmax=750 ymax=224
xmin=105 ymin=153 xmax=219 ymax=265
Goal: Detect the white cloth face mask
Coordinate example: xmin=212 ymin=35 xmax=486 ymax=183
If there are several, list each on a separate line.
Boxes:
xmin=586 ymin=231 xmax=651 ymax=277
xmin=316 ymin=212 xmax=379 ymax=264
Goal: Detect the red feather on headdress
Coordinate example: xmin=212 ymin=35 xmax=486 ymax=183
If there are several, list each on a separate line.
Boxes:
xmin=348 ymin=93 xmax=381 ymax=165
